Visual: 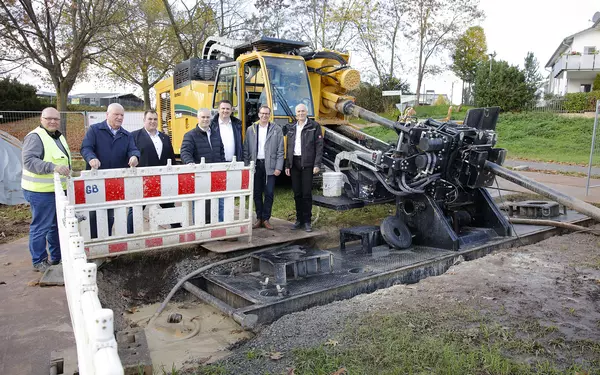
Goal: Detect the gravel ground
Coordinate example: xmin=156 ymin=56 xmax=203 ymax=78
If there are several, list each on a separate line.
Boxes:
xmin=97 ymin=227 xmax=600 ymax=374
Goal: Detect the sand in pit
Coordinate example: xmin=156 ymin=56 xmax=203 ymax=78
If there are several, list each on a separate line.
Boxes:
xmin=125 ymin=302 xmax=252 ymax=370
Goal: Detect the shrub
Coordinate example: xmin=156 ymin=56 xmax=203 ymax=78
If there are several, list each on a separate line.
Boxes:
xmin=0 ymin=78 xmax=44 ymax=111
xmin=593 ymin=73 xmax=600 ymax=91
xmin=564 ymin=92 xmax=589 ymax=112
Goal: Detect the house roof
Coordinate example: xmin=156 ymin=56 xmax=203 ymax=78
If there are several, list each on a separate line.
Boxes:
xmin=545 ymin=18 xmax=600 ymax=68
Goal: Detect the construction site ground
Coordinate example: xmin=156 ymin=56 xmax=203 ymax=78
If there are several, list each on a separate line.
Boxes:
xmin=1 ymin=167 xmax=600 ymax=374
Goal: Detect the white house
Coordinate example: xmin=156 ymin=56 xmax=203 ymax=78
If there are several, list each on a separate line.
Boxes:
xmin=545 ymin=14 xmax=600 ymax=95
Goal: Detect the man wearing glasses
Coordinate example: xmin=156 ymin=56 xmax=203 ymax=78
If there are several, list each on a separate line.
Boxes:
xmin=243 ymin=105 xmax=284 ymax=230
xmin=21 ymin=107 xmax=72 ymax=272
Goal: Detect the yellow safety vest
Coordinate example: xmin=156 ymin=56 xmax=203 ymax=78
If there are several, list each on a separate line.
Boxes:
xmin=21 ymin=126 xmax=71 ymax=192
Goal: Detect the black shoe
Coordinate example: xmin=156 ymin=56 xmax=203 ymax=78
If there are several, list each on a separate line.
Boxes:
xmin=48 ymin=259 xmax=61 ymax=266
xmin=304 ymin=223 xmax=313 ymax=232
xmin=291 ymin=221 xmax=303 ymax=230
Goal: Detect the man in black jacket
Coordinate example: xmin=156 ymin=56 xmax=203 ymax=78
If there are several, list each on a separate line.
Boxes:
xmin=181 ymin=108 xmax=225 ymax=164
xmin=180 ymin=108 xmax=225 ymax=224
xmin=127 ymin=110 xmax=180 ymax=233
xmin=285 ymin=104 xmax=323 ymax=232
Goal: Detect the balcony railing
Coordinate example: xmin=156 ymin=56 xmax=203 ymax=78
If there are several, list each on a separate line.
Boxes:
xmin=552 ymin=54 xmax=600 ymax=78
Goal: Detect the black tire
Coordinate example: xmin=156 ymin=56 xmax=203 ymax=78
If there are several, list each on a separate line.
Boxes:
xmin=380 ymin=215 xmax=412 ymax=249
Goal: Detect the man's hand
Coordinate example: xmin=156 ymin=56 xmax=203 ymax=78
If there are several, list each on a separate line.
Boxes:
xmin=128 ymin=156 xmax=138 ymax=168
xmin=274 ymin=169 xmax=281 ymax=176
xmin=54 ymin=165 xmax=70 ymax=176
xmin=285 ymin=168 xmax=290 ymax=176
xmin=89 ymin=158 xmax=101 ymax=169
xmin=188 ymin=162 xmax=195 ymax=166
xmin=313 ymin=167 xmax=320 ymax=175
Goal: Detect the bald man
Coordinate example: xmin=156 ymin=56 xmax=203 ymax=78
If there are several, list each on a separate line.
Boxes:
xmin=81 ymin=103 xmax=140 ymax=238
xmin=21 ymin=107 xmax=72 ymax=271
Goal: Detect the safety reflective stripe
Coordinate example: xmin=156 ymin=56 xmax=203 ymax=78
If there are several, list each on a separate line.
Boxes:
xmin=22 ymin=174 xmax=66 ymax=183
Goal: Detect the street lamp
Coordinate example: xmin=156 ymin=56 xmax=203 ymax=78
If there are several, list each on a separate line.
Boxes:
xmin=488 ymin=52 xmax=496 ymax=75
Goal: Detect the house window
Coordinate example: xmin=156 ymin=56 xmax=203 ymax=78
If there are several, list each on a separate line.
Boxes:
xmin=581 ymin=84 xmax=592 ymax=93
xmin=584 ymin=46 xmax=596 ymax=55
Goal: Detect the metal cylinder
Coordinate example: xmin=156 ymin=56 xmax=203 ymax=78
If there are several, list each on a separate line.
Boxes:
xmin=322 ymin=98 xmax=410 ymax=133
xmin=485 ymin=161 xmax=600 ymax=222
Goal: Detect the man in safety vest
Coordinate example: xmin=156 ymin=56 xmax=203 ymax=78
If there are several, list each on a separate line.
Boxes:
xmin=21 ymin=107 xmax=71 ymax=272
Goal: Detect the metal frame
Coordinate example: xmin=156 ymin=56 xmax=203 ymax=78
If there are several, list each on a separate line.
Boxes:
xmin=586 ymin=100 xmax=600 ymax=195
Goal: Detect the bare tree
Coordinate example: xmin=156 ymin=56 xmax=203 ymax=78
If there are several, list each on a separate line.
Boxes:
xmin=161 ymin=0 xmax=217 ymax=59
xmin=351 ymin=0 xmax=405 ymax=85
xmin=404 ymin=0 xmax=483 ymax=105
xmin=0 ymin=0 xmax=124 ymax=122
xmin=93 ymin=0 xmax=182 ymax=108
xmin=244 ymin=0 xmax=292 ymax=39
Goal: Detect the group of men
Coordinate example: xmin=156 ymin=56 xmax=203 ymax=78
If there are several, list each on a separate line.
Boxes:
xmin=21 ymin=100 xmax=323 ymax=272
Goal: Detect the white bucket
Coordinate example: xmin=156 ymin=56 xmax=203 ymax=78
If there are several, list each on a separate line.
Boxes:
xmin=322 ymin=172 xmax=344 ymax=197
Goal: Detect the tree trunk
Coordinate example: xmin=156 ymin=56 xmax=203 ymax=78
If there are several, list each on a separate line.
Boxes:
xmin=142 ymin=78 xmax=151 ymax=110
xmin=461 ymin=80 xmax=465 ymax=105
xmin=56 ymin=88 xmax=69 ymax=136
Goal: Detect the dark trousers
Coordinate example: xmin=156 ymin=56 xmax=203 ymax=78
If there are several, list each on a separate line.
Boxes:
xmin=89 ymin=209 xmax=114 ymax=239
xmin=126 ymin=203 xmax=182 ymax=234
xmin=254 ymin=159 xmax=276 ymax=221
xmin=291 ymin=156 xmax=313 ymax=224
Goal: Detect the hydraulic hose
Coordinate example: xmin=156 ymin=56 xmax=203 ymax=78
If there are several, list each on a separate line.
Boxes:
xmin=485 ymin=161 xmax=600 ymax=222
xmin=508 ymin=218 xmax=600 ymax=235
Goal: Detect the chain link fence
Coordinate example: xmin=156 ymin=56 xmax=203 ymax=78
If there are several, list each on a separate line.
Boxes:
xmin=0 ymin=111 xmax=87 ymax=154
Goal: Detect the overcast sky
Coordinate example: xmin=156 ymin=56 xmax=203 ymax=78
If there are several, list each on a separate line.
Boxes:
xmin=31 ymin=0 xmax=600 ymax=104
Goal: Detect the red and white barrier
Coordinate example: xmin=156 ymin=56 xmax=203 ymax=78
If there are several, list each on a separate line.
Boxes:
xmin=55 ymin=174 xmax=124 ymax=375
xmin=67 ymin=158 xmax=254 ymax=259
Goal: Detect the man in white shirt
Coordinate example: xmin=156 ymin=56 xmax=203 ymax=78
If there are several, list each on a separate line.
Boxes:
xmin=211 ymin=100 xmax=243 ymax=222
xmin=284 ymin=104 xmax=323 ymax=232
xmin=128 ymin=110 xmax=179 ymax=233
xmin=243 ymin=106 xmax=284 ymax=230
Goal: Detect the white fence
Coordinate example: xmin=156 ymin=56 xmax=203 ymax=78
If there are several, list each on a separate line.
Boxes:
xmin=55 ymin=159 xmax=254 ymax=373
xmin=85 ymin=112 xmax=145 ymax=133
xmin=55 ymin=175 xmax=124 ymax=375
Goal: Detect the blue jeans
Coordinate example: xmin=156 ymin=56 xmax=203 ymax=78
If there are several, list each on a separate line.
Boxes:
xmin=23 ymin=189 xmax=61 ymax=265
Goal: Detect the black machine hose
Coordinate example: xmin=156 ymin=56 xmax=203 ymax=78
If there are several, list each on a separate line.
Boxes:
xmin=485 ymin=161 xmax=600 ymax=222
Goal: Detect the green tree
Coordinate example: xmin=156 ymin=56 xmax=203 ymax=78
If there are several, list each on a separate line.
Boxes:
xmin=472 ymin=59 xmax=534 ymax=112
xmin=93 ymin=0 xmax=182 ymax=109
xmin=523 ymin=51 xmax=543 ymax=105
xmin=404 ymin=0 xmax=484 ymax=106
xmin=0 ymin=0 xmax=124 ymax=127
xmin=593 ymin=73 xmax=600 ymax=91
xmin=0 ymin=78 xmax=43 ymax=112
xmin=451 ymin=26 xmax=488 ymax=104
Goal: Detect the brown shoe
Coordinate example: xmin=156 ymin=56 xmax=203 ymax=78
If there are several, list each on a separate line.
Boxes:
xmin=263 ymin=220 xmax=274 ymax=230
xmin=253 ymin=220 xmax=263 ymax=229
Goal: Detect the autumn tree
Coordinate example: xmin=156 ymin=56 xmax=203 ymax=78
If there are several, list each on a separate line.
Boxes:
xmin=162 ymin=0 xmax=217 ymax=59
xmin=350 ymin=0 xmax=405 ymax=85
xmin=93 ymin=0 xmax=182 ymax=108
xmin=245 ymin=0 xmax=292 ymax=39
xmin=404 ymin=0 xmax=484 ymax=105
xmin=451 ymin=26 xmax=487 ymax=104
xmin=473 ymin=59 xmax=533 ymax=112
xmin=288 ymin=0 xmax=356 ymax=51
xmin=0 ymin=0 xmax=124 ymax=128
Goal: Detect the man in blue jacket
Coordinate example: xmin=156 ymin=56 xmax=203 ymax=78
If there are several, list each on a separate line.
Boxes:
xmin=81 ymin=103 xmax=140 ymax=238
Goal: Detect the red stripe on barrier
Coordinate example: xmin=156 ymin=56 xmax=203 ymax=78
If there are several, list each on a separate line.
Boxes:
xmin=211 ymin=228 xmax=227 ymax=238
xmin=178 ymin=173 xmax=195 ymax=195
xmin=109 ymin=242 xmax=128 ymax=253
xmin=146 ymin=237 xmax=163 ymax=248
xmin=143 ymin=175 xmax=161 ymax=198
xmin=179 ymin=233 xmax=196 ymax=243
xmin=74 ymin=180 xmax=86 ymax=204
xmin=105 ymin=178 xmax=125 ymax=201
xmin=211 ymin=171 xmax=227 ymax=192
xmin=241 ymin=169 xmax=250 ymax=190
xmin=240 ymin=225 xmax=248 ymax=234
xmin=84 ymin=247 xmax=90 ymax=256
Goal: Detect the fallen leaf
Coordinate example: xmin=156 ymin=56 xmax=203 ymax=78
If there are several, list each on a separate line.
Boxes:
xmin=330 ymin=368 xmax=347 ymax=375
xmin=124 ymin=307 xmax=138 ymax=314
xmin=27 ymin=280 xmax=40 ymax=287
xmin=287 ymin=368 xmax=295 ymax=375
xmin=270 ymin=351 xmax=284 ymax=360
xmin=324 ymin=339 xmax=339 ymax=347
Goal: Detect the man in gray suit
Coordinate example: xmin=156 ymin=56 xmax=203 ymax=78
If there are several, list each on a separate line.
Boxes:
xmin=243 ymin=105 xmax=284 ymax=230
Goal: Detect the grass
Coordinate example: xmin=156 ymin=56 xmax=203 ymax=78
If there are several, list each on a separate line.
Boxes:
xmin=290 ymin=308 xmax=597 ymax=375
xmin=356 ymin=109 xmax=597 ymax=166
